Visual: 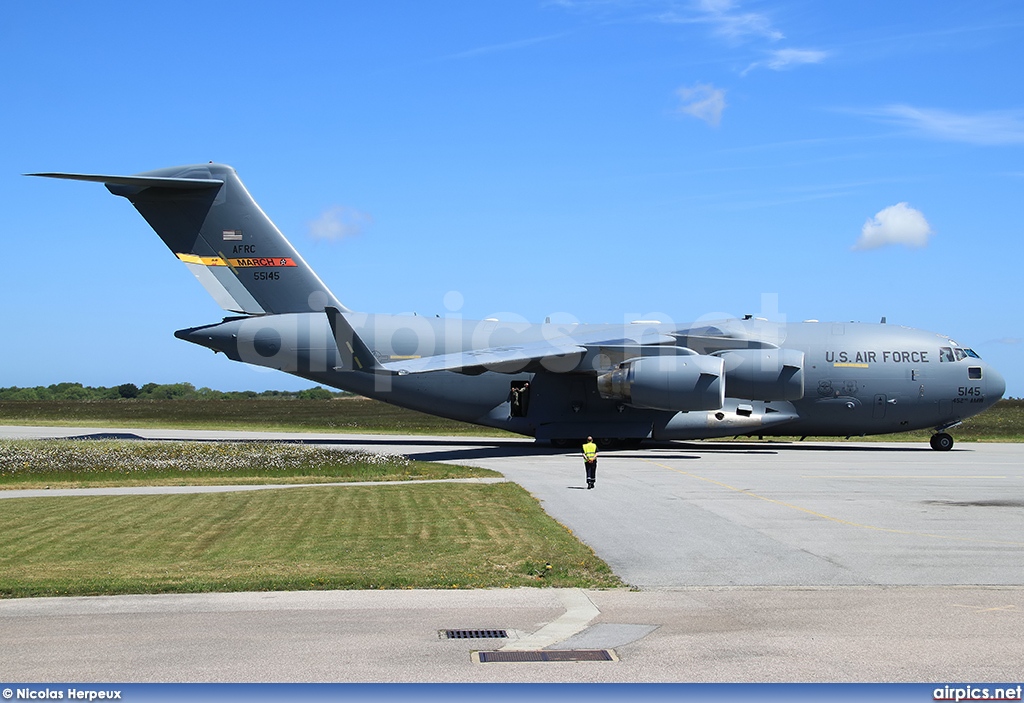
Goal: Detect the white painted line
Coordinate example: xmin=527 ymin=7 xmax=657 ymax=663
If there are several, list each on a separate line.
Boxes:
xmin=500 ymin=588 xmax=600 ymax=651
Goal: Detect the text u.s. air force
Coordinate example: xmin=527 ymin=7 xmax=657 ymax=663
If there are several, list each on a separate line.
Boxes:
xmin=825 ymin=350 xmax=930 ymax=364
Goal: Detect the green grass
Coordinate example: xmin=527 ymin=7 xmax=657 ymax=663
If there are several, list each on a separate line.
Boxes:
xmin=0 ymin=439 xmax=621 ymax=596
xmin=927 ymin=398 xmax=1024 ymax=441
xmin=0 ymin=396 xmax=513 ymax=435
xmin=0 ymin=483 xmax=621 ymax=597
xmin=0 ymin=439 xmax=495 ymax=489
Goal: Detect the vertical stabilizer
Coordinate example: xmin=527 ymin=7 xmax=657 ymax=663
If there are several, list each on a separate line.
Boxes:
xmin=29 ymin=164 xmax=347 ymax=315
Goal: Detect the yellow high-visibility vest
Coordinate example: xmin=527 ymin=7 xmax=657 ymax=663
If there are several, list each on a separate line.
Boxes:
xmin=582 ymin=442 xmax=597 ymax=462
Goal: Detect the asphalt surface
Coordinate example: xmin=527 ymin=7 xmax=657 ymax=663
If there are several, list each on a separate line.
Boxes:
xmin=2 ymin=426 xmax=1022 ymax=682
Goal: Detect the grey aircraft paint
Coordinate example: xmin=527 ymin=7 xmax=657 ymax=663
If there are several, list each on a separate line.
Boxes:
xmin=30 ymin=164 xmax=1006 ymax=450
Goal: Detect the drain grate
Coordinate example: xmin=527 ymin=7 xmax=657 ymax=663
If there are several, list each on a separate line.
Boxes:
xmin=443 ymin=629 xmax=508 ymax=639
xmin=475 ymin=649 xmax=615 ymax=663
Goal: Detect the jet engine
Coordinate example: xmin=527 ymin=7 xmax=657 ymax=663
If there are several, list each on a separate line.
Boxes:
xmin=715 ymin=348 xmax=805 ymax=401
xmin=596 ymin=355 xmax=725 ymax=412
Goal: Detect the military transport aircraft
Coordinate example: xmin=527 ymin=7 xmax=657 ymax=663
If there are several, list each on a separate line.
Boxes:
xmin=31 ymin=164 xmax=1005 ymax=450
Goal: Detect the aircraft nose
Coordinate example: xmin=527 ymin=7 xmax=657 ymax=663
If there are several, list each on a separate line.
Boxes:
xmin=987 ymin=364 xmax=1006 ymax=401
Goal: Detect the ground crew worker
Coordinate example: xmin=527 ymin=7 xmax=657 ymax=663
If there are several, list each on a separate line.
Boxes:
xmin=582 ymin=436 xmax=598 ymax=489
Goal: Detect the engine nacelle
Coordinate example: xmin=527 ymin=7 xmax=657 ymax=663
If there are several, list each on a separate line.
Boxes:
xmin=596 ymin=355 xmax=725 ymax=412
xmin=716 ymin=348 xmax=805 ymax=401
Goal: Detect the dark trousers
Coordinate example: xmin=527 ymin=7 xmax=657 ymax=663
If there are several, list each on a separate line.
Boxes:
xmin=585 ymin=459 xmax=597 ymax=485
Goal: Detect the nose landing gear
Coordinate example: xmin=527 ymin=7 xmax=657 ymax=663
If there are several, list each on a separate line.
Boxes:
xmin=929 ymin=432 xmax=954 ymax=451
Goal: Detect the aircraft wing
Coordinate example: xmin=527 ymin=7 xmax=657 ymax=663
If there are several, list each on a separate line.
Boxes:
xmin=377 ymin=338 xmax=591 ymax=375
xmin=376 ymin=332 xmax=681 ymax=375
xmin=324 ymin=308 xmax=762 ymax=376
xmin=670 ymin=324 xmax=782 ymax=354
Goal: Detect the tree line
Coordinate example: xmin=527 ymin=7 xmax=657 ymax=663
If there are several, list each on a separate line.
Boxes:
xmin=0 ymin=383 xmax=346 ymax=401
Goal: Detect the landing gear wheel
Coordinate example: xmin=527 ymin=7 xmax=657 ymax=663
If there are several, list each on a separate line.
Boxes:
xmin=930 ymin=432 xmax=954 ymax=451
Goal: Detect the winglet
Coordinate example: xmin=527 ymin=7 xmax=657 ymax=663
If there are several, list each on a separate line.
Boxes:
xmin=325 ymin=307 xmax=381 ymax=372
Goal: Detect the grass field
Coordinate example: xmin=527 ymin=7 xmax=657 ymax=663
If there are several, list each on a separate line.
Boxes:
xmin=0 ymin=439 xmax=495 ymax=489
xmin=0 ymin=483 xmax=621 ymax=597
xmin=0 ymin=439 xmax=621 ymax=597
xmin=0 ymin=396 xmax=510 ymax=435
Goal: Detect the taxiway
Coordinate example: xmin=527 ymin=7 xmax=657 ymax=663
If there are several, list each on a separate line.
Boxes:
xmin=1 ymin=427 xmax=1021 ymax=682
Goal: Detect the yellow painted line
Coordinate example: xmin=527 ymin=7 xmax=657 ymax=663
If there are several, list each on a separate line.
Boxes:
xmin=176 ymin=253 xmax=227 ymax=266
xmin=643 ymin=459 xmax=1024 ymax=547
xmin=833 ymin=362 xmax=869 ymax=368
xmin=951 ymin=604 xmax=1018 ymax=613
xmin=344 ymin=342 xmax=362 ymax=370
xmin=803 ymin=475 xmax=1007 ymax=480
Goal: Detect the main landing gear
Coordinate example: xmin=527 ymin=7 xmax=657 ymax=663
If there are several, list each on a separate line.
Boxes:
xmin=929 ymin=432 xmax=954 ymax=451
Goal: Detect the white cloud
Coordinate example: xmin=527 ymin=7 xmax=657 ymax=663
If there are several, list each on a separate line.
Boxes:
xmin=444 ymin=32 xmax=568 ymax=60
xmin=765 ymin=48 xmax=828 ymax=70
xmin=743 ymin=47 xmax=828 ymax=74
xmin=676 ymin=83 xmax=726 ymax=127
xmin=861 ymin=105 xmax=1024 ymax=145
xmin=853 ymin=202 xmax=934 ymax=251
xmin=709 ymin=9 xmax=783 ymax=42
xmin=556 ymin=0 xmax=786 ymax=45
xmin=308 ymin=206 xmax=373 ymax=242
xmin=660 ymin=0 xmax=783 ymax=43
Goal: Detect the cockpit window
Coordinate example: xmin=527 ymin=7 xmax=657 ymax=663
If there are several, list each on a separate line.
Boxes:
xmin=940 ymin=346 xmax=982 ymax=362
xmin=969 ymin=366 xmax=983 ymax=380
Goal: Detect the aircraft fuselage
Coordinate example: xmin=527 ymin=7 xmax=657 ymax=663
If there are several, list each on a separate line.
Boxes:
xmin=176 ymin=312 xmax=1005 ymax=444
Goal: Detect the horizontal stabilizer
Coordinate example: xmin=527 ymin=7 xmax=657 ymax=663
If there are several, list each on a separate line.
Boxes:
xmin=27 ymin=172 xmax=223 ymax=190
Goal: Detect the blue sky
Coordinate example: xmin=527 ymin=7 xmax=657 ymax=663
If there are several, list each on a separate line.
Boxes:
xmin=3 ymin=1 xmax=1022 ymax=396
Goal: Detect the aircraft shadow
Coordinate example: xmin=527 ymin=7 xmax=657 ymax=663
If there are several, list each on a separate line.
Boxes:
xmin=680 ymin=441 xmax=932 ymax=453
xmin=60 ymin=432 xmax=937 ymax=460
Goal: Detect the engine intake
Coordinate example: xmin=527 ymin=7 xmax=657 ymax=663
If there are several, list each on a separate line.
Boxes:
xmin=596 ymin=355 xmax=724 ymax=412
xmin=715 ymin=348 xmax=804 ymax=401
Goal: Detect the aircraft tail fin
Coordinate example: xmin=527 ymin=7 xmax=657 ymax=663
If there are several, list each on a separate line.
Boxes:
xmin=29 ymin=164 xmax=347 ymax=315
